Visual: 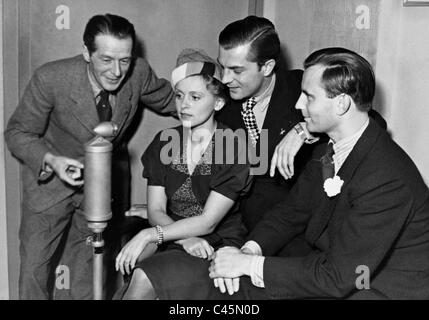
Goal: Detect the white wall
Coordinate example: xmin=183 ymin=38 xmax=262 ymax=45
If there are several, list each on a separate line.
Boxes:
xmin=0 ymin=1 xmax=11 ymax=300
xmin=376 ymin=1 xmax=429 ymax=185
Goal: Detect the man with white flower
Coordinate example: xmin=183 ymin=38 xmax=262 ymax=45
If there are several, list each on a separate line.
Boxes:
xmin=209 ymin=47 xmax=429 ymax=299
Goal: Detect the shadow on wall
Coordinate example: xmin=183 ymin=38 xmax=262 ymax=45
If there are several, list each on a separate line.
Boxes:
xmin=373 ymin=81 xmax=391 ymax=136
xmin=278 ymin=44 xmax=292 ymax=71
xmin=134 ymin=36 xmax=146 ymax=59
xmin=119 ymin=35 xmax=147 ymax=146
xmin=374 ymin=82 xmax=386 ymax=119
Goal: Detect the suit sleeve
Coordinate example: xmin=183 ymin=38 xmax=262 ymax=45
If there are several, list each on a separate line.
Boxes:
xmin=249 ymin=158 xmax=318 ymax=255
xmin=4 ymin=68 xmax=55 ymax=178
xmin=262 ymin=173 xmax=413 ymax=299
xmin=369 ymin=109 xmax=387 ymax=130
xmin=137 ymin=58 xmax=176 ymax=115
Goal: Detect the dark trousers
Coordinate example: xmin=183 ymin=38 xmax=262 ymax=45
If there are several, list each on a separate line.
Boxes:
xmin=19 ymin=191 xmax=128 ymax=300
xmin=19 ymin=192 xmax=94 ymax=300
xmin=18 ymin=148 xmax=130 ymax=300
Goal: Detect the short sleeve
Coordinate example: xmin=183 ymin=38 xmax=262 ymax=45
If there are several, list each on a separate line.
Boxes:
xmin=141 ymin=131 xmax=167 ymax=186
xmin=210 ymin=132 xmax=253 ymax=201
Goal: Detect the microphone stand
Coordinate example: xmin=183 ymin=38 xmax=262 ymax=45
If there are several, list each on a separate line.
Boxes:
xmin=84 ymin=122 xmax=118 ymax=300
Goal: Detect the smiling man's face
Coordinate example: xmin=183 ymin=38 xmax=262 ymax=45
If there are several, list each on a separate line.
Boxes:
xmin=84 ymin=34 xmax=133 ymax=92
xmin=295 ymin=64 xmax=338 ymax=134
xmin=217 ymin=44 xmax=268 ymax=100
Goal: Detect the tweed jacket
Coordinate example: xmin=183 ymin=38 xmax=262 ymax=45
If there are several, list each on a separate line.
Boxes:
xmin=5 ymin=55 xmax=175 ymax=212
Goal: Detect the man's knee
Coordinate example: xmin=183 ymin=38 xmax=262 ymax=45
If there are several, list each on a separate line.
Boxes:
xmin=131 ymin=268 xmax=152 ymax=286
xmin=122 ymin=268 xmax=156 ymax=300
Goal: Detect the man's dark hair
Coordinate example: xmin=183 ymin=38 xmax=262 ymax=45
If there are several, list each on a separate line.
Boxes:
xmin=219 ymin=15 xmax=280 ymax=67
xmin=304 ymin=47 xmax=375 ymax=111
xmin=83 ymin=14 xmax=136 ymax=54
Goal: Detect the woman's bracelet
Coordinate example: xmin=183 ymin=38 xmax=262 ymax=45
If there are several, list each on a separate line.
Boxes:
xmin=155 ymin=225 xmax=164 ymax=246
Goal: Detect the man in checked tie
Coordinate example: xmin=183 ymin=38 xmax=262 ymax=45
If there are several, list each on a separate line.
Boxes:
xmin=5 ymin=14 xmax=175 ymax=299
xmin=216 ymin=16 xmax=315 ymax=235
xmin=209 ymin=47 xmax=429 ymax=300
xmin=216 ymin=15 xmax=386 ymax=241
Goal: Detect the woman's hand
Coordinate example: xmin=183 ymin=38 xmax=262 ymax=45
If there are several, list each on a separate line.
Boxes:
xmin=125 ymin=204 xmax=148 ymax=219
xmin=176 ymin=237 xmax=214 ymax=260
xmin=115 ymin=229 xmax=154 ymax=275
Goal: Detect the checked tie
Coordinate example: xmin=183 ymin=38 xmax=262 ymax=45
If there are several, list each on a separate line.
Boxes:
xmin=321 ymin=142 xmax=335 ymax=181
xmin=242 ymin=97 xmax=259 ymax=146
xmin=96 ymin=90 xmax=112 ymax=122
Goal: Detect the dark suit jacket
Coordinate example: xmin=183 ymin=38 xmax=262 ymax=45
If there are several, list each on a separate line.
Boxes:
xmin=217 ymin=69 xmax=305 ymax=178
xmin=216 ymin=69 xmax=308 ymax=230
xmin=5 ymin=55 xmax=175 ymax=213
xmin=250 ymin=118 xmax=429 ymax=299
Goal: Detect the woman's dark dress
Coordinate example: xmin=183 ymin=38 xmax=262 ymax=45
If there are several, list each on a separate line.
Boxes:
xmin=135 ymin=122 xmax=252 ymax=299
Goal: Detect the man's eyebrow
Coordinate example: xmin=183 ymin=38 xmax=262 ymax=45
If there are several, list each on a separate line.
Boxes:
xmin=302 ymin=89 xmax=312 ymax=97
xmin=223 ymin=65 xmax=244 ymax=71
xmin=99 ymin=54 xmax=114 ymax=59
xmin=99 ymin=54 xmax=132 ymax=59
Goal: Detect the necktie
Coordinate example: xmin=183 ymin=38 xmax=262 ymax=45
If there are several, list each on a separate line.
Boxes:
xmin=96 ymin=90 xmax=112 ymax=122
xmin=321 ymin=142 xmax=335 ymax=181
xmin=241 ymin=97 xmax=259 ymax=146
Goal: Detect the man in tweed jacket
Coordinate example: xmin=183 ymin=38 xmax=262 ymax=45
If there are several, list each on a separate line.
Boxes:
xmin=5 ymin=14 xmax=175 ymax=299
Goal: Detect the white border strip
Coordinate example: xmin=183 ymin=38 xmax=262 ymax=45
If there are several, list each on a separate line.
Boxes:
xmin=0 ymin=0 xmax=11 ymax=300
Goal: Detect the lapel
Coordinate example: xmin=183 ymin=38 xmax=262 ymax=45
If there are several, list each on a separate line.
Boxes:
xmin=216 ymin=96 xmax=245 ymax=132
xmin=68 ymin=57 xmax=133 ymax=140
xmin=69 ymin=59 xmax=100 ymax=133
xmin=260 ymin=71 xmax=302 ymax=153
xmin=306 ymin=119 xmax=382 ymax=245
xmin=110 ymin=75 xmax=133 ymax=140
xmin=230 ymin=99 xmax=246 ymax=129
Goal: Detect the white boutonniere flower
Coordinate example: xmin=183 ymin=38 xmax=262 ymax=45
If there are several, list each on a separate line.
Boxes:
xmin=323 ymin=175 xmax=344 ymax=197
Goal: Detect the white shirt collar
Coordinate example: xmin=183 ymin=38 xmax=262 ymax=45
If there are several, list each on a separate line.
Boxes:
xmin=252 ymin=74 xmax=276 ymax=112
xmin=330 ymin=118 xmax=369 ymax=173
xmin=87 ymin=65 xmax=103 ymax=98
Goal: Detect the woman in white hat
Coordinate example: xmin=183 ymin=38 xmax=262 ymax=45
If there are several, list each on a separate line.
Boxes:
xmin=115 ymin=49 xmax=252 ymax=299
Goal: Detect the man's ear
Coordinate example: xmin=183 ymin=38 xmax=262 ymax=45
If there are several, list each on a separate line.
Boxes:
xmin=214 ymin=98 xmax=226 ymax=111
xmin=83 ymin=45 xmax=91 ymax=63
xmin=336 ymin=94 xmax=351 ymax=116
xmin=261 ymin=59 xmax=276 ymax=77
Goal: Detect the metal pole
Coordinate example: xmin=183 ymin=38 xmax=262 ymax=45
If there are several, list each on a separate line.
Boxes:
xmin=84 ymin=122 xmax=117 ymax=300
xmin=92 ymin=231 xmax=105 ymax=300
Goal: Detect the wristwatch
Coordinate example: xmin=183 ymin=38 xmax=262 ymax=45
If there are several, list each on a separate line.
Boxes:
xmin=294 ymin=122 xmax=320 ymax=144
xmin=293 ymin=122 xmax=307 ymax=139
